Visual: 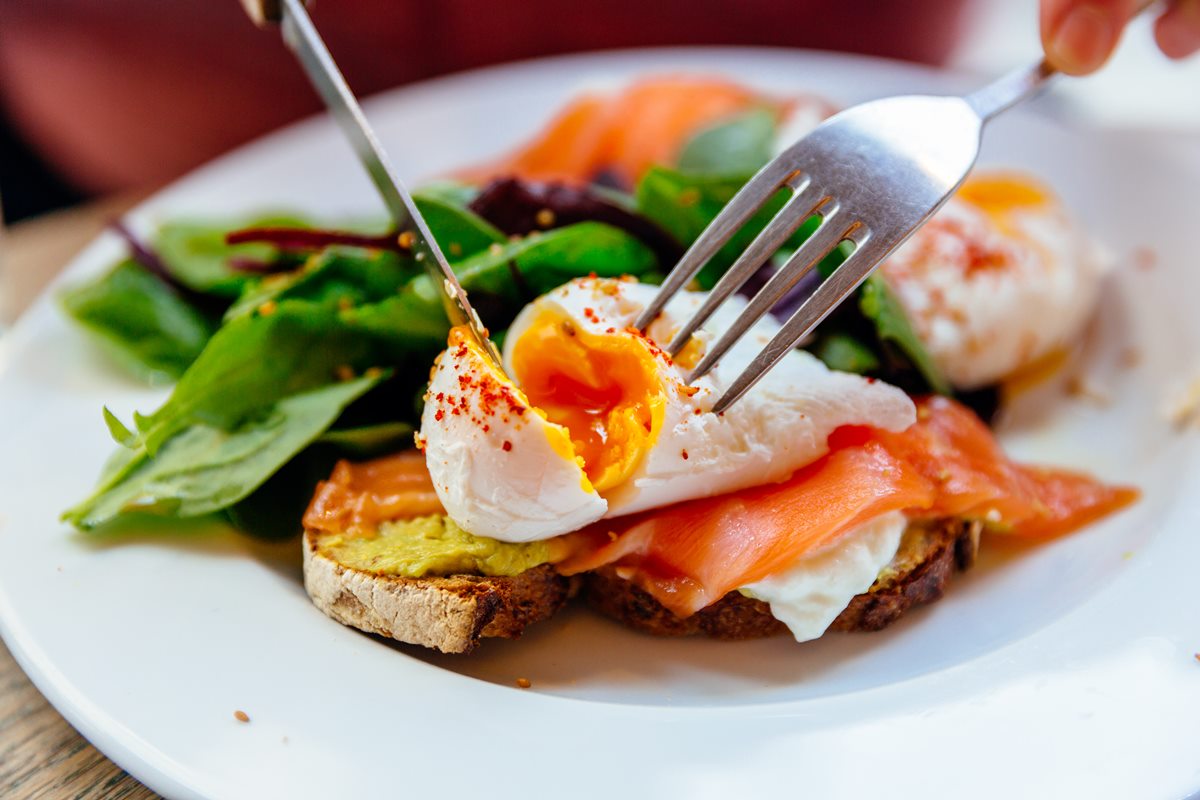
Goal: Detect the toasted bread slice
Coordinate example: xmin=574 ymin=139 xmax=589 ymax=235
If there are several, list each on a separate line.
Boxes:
xmin=304 ymin=517 xmax=980 ymax=652
xmin=582 ymin=518 xmax=982 ymax=639
xmin=303 ymin=530 xmax=573 ymax=654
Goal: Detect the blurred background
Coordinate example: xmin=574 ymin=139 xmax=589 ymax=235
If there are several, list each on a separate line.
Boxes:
xmin=0 ymin=0 xmax=1196 ymax=321
xmin=0 ymin=1 xmax=1196 ymax=794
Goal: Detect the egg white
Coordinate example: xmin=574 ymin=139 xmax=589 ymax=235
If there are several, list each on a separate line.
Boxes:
xmin=741 ymin=511 xmax=906 ymax=642
xmin=420 ymin=334 xmax=606 ymax=542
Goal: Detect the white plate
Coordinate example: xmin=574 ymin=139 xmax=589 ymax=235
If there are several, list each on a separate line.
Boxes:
xmin=2 ymin=48 xmax=1198 ymax=800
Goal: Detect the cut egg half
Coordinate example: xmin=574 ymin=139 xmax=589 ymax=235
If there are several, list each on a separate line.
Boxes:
xmin=420 ymin=277 xmax=916 ymax=543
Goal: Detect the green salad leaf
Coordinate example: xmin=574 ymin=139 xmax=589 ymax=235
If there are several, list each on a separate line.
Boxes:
xmin=858 ymin=275 xmax=952 ymax=395
xmin=60 ymin=260 xmax=217 ymax=382
xmin=413 ymin=180 xmax=479 ymax=209
xmin=635 ymin=167 xmax=819 ymax=288
xmin=414 ymin=193 xmax=505 ymax=257
xmin=155 ymin=215 xmax=308 ymax=298
xmin=316 ymin=421 xmax=415 ymax=455
xmin=62 ymin=374 xmax=381 ymax=530
xmin=223 ymin=247 xmax=413 ymax=321
xmin=130 ymin=293 xmax=424 ymax=455
xmin=454 ymin=221 xmax=658 ymax=299
xmin=677 ymin=108 xmax=777 ymax=176
xmin=813 ymin=332 xmax=882 ymax=375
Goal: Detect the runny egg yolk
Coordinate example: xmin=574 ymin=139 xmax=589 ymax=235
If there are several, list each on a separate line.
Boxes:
xmin=511 ymin=313 xmax=666 ymax=493
xmin=443 ymin=326 xmax=592 ymax=491
xmin=956 ymin=173 xmax=1048 ymax=229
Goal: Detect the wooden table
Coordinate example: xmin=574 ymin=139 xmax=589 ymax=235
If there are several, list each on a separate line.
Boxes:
xmin=1 ymin=195 xmax=159 ymax=799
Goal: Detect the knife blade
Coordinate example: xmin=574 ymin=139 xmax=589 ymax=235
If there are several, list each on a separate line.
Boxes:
xmin=242 ymin=0 xmax=505 ymax=369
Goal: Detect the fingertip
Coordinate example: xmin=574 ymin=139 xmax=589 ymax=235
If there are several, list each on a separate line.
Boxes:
xmin=1046 ymin=4 xmax=1121 ymax=74
xmin=1154 ymin=0 xmax=1200 ymax=59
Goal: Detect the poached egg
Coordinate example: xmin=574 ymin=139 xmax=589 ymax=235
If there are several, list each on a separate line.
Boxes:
xmin=419 ymin=277 xmax=915 ymax=543
xmin=880 ymin=173 xmax=1111 ymax=389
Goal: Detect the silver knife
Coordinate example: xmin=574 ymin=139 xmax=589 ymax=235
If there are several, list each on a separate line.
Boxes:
xmin=240 ymin=0 xmax=505 ymax=370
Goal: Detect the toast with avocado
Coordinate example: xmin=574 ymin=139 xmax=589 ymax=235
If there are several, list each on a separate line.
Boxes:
xmin=301 ymin=512 xmax=980 ymax=654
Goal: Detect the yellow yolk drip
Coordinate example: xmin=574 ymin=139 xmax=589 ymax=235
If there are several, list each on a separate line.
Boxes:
xmin=511 ymin=313 xmax=666 ymax=493
xmin=957 ymin=173 xmax=1049 ymax=231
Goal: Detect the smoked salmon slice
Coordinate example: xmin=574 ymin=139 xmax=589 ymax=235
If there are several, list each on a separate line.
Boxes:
xmin=558 ymin=396 xmax=1137 ymax=619
xmin=555 ymin=441 xmax=937 ymax=617
xmin=461 ymin=77 xmax=780 ymax=187
xmin=871 ymin=396 xmax=1139 ymax=535
xmin=304 ymin=450 xmax=444 ymax=536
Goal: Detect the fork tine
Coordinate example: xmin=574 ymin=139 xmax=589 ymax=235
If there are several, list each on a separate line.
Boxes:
xmin=633 ymin=160 xmax=804 ymax=330
xmin=686 ymin=211 xmax=860 ymax=384
xmin=710 ymin=235 xmax=887 ymax=415
xmin=664 ymin=184 xmax=832 ymax=356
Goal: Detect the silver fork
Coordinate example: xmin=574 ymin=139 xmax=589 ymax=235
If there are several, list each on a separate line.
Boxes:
xmin=635 ymin=58 xmax=1085 ymax=414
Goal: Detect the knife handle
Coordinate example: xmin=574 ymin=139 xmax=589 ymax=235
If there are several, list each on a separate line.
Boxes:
xmin=240 ymin=0 xmax=282 ymax=25
xmin=241 ymin=0 xmax=310 ymax=25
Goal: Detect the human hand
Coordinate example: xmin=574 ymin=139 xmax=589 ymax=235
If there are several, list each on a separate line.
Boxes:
xmin=1041 ymin=0 xmax=1200 ymax=74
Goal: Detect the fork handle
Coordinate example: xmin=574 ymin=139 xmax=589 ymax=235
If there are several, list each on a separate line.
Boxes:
xmin=966 ymin=0 xmax=1157 ymax=122
xmin=964 ymin=59 xmax=1057 ymax=122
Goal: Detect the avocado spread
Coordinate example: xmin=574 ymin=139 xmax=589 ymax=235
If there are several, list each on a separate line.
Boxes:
xmin=318 ymin=514 xmax=562 ymax=578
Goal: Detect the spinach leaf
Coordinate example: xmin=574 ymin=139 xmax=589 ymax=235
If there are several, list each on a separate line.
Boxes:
xmin=456 ymin=222 xmax=658 ymax=299
xmin=635 ymin=167 xmax=818 ymax=288
xmin=131 ymin=300 xmax=387 ymax=454
xmin=223 ymin=247 xmax=413 ymax=321
xmin=813 ymin=332 xmax=882 ymax=374
xmin=414 ymin=193 xmax=505 ymax=258
xmin=60 ymin=260 xmax=217 ymax=382
xmin=858 ymin=275 xmax=952 ymax=395
xmin=155 ymin=216 xmax=308 ymax=298
xmin=677 ymin=108 xmax=777 ymax=176
xmin=62 ymin=374 xmax=380 ymax=530
xmin=413 ymin=180 xmax=479 ymax=208
xmin=317 ymin=421 xmax=415 ymax=455
xmin=339 ymin=281 xmax=455 ymax=353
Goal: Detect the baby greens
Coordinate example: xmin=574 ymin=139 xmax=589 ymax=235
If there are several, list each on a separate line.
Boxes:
xmin=62 ymin=188 xmax=660 ymax=534
xmin=63 ymin=375 xmax=382 ymax=530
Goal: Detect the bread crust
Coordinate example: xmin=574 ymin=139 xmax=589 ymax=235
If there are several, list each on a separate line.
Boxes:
xmin=582 ymin=519 xmax=982 ymax=640
xmin=303 ymin=531 xmax=572 ymax=654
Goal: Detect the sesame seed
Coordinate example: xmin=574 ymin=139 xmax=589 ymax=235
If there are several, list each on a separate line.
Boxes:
xmin=397 ymin=230 xmax=416 ymax=249
xmin=516 ymin=677 xmax=532 ymax=689
xmin=234 ymin=710 xmax=250 ymax=723
xmin=535 ymin=208 xmax=556 ymax=228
